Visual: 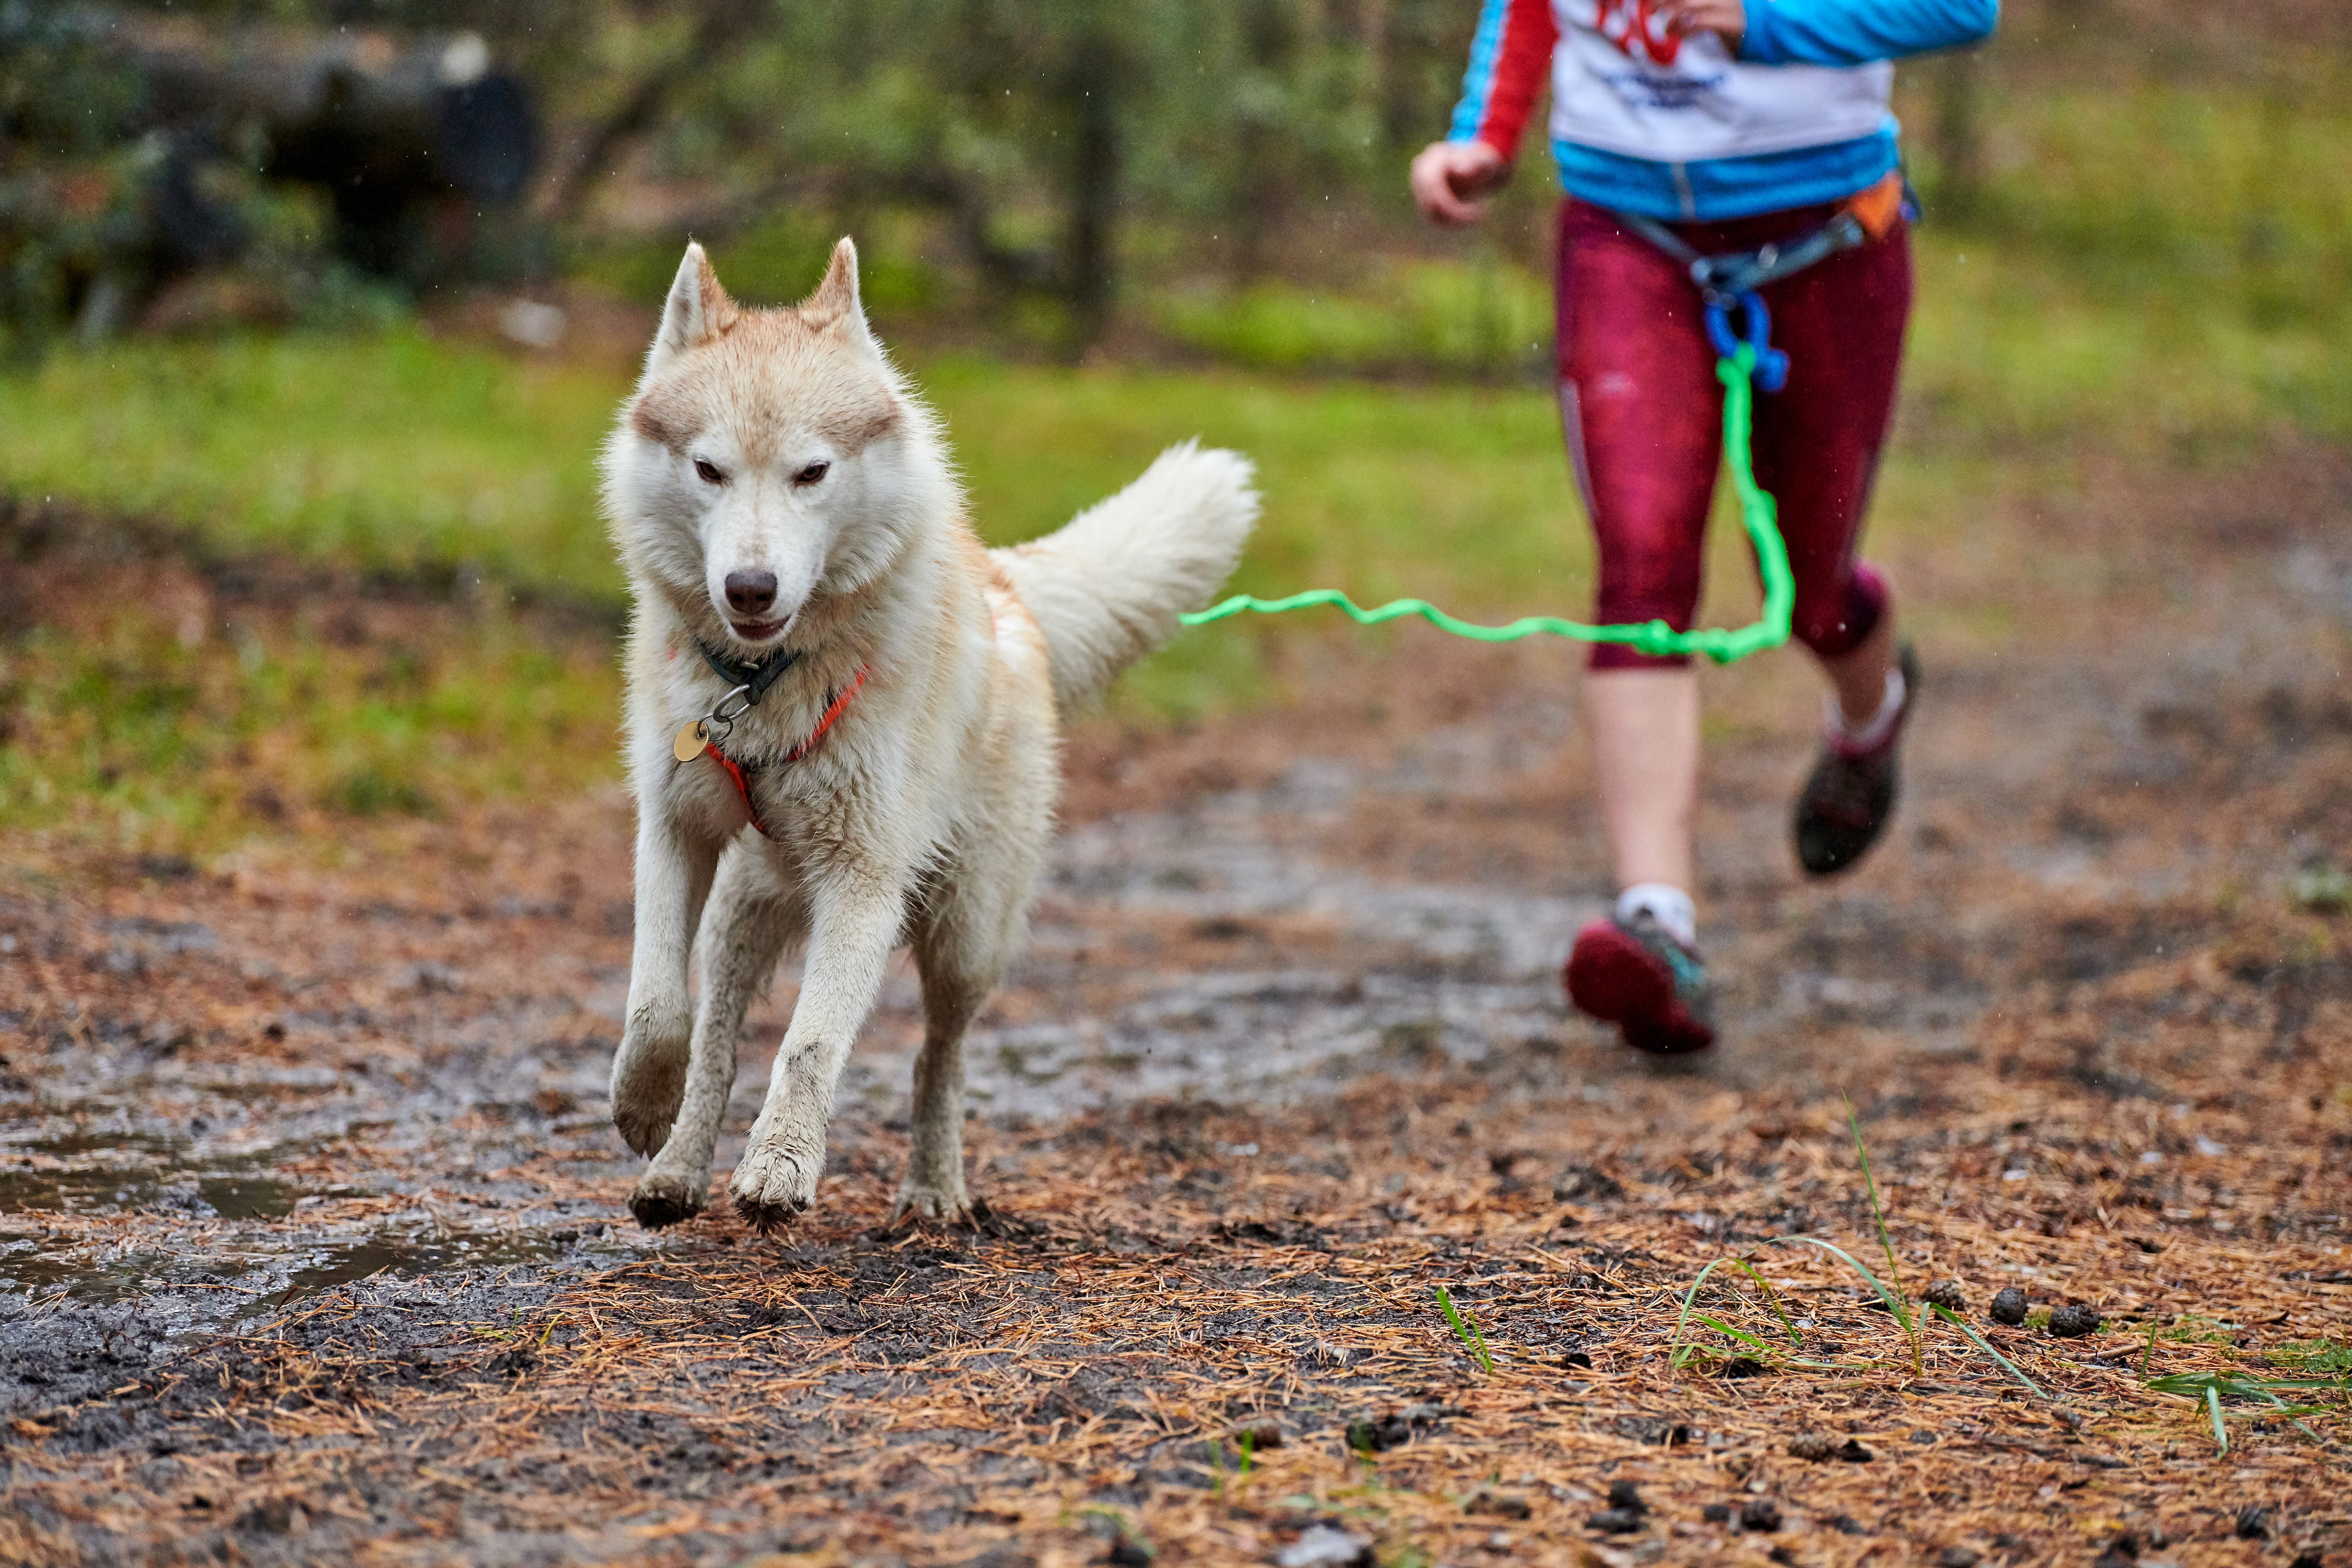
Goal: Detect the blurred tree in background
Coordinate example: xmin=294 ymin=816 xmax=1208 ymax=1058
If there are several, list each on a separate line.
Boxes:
xmin=1 ymin=7 xmax=159 ymax=353
xmin=2 ymin=0 xmax=2345 ymax=369
xmin=1 ymin=0 xmax=1504 ymax=355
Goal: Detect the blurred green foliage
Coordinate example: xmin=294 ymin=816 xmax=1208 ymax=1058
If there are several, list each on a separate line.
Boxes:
xmin=12 ymin=0 xmax=2348 ymax=369
xmin=63 ymin=0 xmax=1492 ymax=350
xmin=0 ymin=5 xmax=156 ymax=356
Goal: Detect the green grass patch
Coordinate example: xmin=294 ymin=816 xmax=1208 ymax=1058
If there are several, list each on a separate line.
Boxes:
xmin=1151 ymin=256 xmax=1551 ymax=380
xmin=0 ymin=332 xmax=626 ymax=600
xmin=0 ymin=602 xmax=619 ymax=852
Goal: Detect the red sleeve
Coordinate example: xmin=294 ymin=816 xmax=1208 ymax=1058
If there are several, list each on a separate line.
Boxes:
xmin=1449 ymin=0 xmax=1558 ymax=162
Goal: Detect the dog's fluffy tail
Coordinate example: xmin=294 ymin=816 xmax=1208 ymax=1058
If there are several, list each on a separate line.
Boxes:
xmin=991 ymin=441 xmax=1259 ymax=711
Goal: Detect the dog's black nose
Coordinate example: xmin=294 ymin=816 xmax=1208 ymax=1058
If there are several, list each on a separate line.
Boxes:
xmin=724 ymin=570 xmax=779 ymax=617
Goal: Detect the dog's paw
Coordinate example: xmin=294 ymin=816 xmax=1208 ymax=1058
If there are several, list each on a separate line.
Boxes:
xmin=628 ymin=1170 xmax=705 ymax=1231
xmin=609 ymin=1026 xmax=689 ymax=1157
xmin=728 ymin=1134 xmax=823 ymax=1235
xmin=890 ymin=1176 xmax=975 ymax=1227
xmin=890 ymin=1185 xmax=1023 ymax=1236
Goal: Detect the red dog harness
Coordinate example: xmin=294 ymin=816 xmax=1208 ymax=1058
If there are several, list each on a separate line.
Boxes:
xmin=670 ymin=636 xmax=869 ymax=839
xmin=698 ymin=666 xmax=867 ymax=838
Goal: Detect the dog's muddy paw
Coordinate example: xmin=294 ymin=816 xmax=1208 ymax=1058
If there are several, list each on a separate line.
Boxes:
xmin=889 ymin=1179 xmax=974 ymax=1227
xmin=890 ymin=1187 xmax=1025 ymax=1236
xmin=612 ymin=1099 xmax=680 ymax=1160
xmin=609 ymin=1044 xmax=687 ymax=1157
xmin=628 ymin=1172 xmax=704 ymax=1230
xmin=727 ymin=1140 xmax=821 ymax=1233
xmin=731 ymin=1193 xmax=807 ymax=1236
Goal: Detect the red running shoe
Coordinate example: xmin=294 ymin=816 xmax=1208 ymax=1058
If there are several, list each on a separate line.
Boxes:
xmin=1564 ymin=912 xmax=1716 ymax=1053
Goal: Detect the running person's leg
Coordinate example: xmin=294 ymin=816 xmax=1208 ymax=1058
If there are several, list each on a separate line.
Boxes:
xmin=1554 ymin=199 xmax=1724 ymax=1052
xmin=1750 ymin=219 xmax=1917 ymax=874
xmin=1554 ymin=198 xmax=1918 ymax=1046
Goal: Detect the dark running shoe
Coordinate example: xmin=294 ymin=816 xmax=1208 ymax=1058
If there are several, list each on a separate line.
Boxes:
xmin=1564 ymin=912 xmax=1715 ymax=1053
xmin=1794 ymin=643 xmax=1919 ymax=878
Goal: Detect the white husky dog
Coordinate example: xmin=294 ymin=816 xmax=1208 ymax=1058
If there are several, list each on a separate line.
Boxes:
xmin=601 ymin=238 xmax=1257 ymax=1231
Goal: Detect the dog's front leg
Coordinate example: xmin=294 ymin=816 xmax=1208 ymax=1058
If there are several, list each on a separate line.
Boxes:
xmin=630 ymin=846 xmax=804 ymax=1228
xmin=610 ymin=808 xmax=723 ymax=1157
xmin=727 ymin=860 xmax=904 ymax=1231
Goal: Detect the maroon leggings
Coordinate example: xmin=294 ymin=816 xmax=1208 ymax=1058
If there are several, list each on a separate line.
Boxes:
xmin=1555 ymin=197 xmax=1912 ymax=670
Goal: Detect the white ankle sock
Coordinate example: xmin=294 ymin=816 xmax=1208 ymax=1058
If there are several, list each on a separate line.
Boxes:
xmin=1616 ymin=883 xmax=1696 ymax=948
xmin=1829 ymin=664 xmax=1907 ymax=750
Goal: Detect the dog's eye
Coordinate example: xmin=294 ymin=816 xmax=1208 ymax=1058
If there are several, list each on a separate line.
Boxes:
xmin=793 ymin=461 xmax=830 ymax=486
xmin=692 ymin=458 xmax=725 ymax=485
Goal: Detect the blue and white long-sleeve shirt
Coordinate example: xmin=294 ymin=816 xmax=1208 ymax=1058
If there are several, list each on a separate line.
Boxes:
xmin=1448 ymin=0 xmax=1998 ymax=221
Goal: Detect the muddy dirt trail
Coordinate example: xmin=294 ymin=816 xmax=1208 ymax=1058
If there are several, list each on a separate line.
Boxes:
xmin=2 ymin=457 xmax=2349 ymax=1566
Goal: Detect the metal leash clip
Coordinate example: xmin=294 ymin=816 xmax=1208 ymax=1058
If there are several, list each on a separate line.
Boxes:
xmin=673 ymin=682 xmax=755 ymax=762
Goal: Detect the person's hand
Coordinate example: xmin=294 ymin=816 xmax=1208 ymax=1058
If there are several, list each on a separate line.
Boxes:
xmin=1409 ymin=140 xmax=1510 ymax=227
xmin=1656 ymin=0 xmax=1745 ymax=47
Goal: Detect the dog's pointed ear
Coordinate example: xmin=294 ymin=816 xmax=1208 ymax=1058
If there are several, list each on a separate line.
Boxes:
xmin=803 ymin=237 xmax=877 ymax=353
xmin=647 ymin=242 xmax=736 ymax=372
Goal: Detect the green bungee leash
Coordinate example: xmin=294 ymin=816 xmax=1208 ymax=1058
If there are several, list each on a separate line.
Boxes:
xmin=1181 ymin=331 xmax=1794 ymax=666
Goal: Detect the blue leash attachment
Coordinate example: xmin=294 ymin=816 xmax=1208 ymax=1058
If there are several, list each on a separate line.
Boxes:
xmin=1703 ymin=290 xmax=1788 ymax=394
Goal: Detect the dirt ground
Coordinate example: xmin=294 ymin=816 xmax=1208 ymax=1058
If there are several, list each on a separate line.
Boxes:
xmin=2 ymin=447 xmax=2350 ymax=1567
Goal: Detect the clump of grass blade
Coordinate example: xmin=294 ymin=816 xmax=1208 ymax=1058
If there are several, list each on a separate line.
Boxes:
xmin=1929 ymin=1304 xmax=2047 ymax=1398
xmin=1669 ymin=1256 xmax=1801 ymax=1372
xmin=2143 ymin=1371 xmax=2333 ymax=1452
xmin=1844 ymin=1096 xmax=1923 ymax=1372
xmin=1669 ymin=1107 xmax=2064 ymax=1394
xmin=1435 ymin=1286 xmax=1492 ymax=1374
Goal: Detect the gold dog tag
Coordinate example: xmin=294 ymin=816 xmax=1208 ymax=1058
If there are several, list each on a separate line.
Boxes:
xmin=673 ymin=720 xmax=708 ymax=762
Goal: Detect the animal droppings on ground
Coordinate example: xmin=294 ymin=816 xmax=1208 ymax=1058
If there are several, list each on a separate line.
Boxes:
xmin=1229 ymin=1419 xmax=1286 ymax=1451
xmin=1790 ymin=1431 xmax=1876 ymax=1464
xmin=1787 ymin=1429 xmax=1840 ymax=1460
xmin=2049 ymin=1302 xmax=2105 ymax=1337
xmin=1465 ymin=1487 xmax=1531 ymax=1519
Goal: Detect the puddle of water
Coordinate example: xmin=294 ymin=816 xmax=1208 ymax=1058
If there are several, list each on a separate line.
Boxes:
xmin=197 ymin=1176 xmax=297 ymax=1220
xmin=283 ymin=1235 xmax=572 ymax=1296
xmin=3 ymin=1227 xmax=582 ymax=1307
xmin=14 ymin=1129 xmax=189 ymax=1159
xmin=0 ymin=1246 xmax=182 ymax=1304
xmin=0 ymin=1158 xmax=298 ymax=1220
xmin=0 ymin=1127 xmax=197 ymax=1212
xmin=0 ymin=1169 xmax=161 ymax=1212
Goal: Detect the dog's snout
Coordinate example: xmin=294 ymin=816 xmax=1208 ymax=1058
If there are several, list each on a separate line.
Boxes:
xmin=724 ymin=570 xmax=779 ymax=616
